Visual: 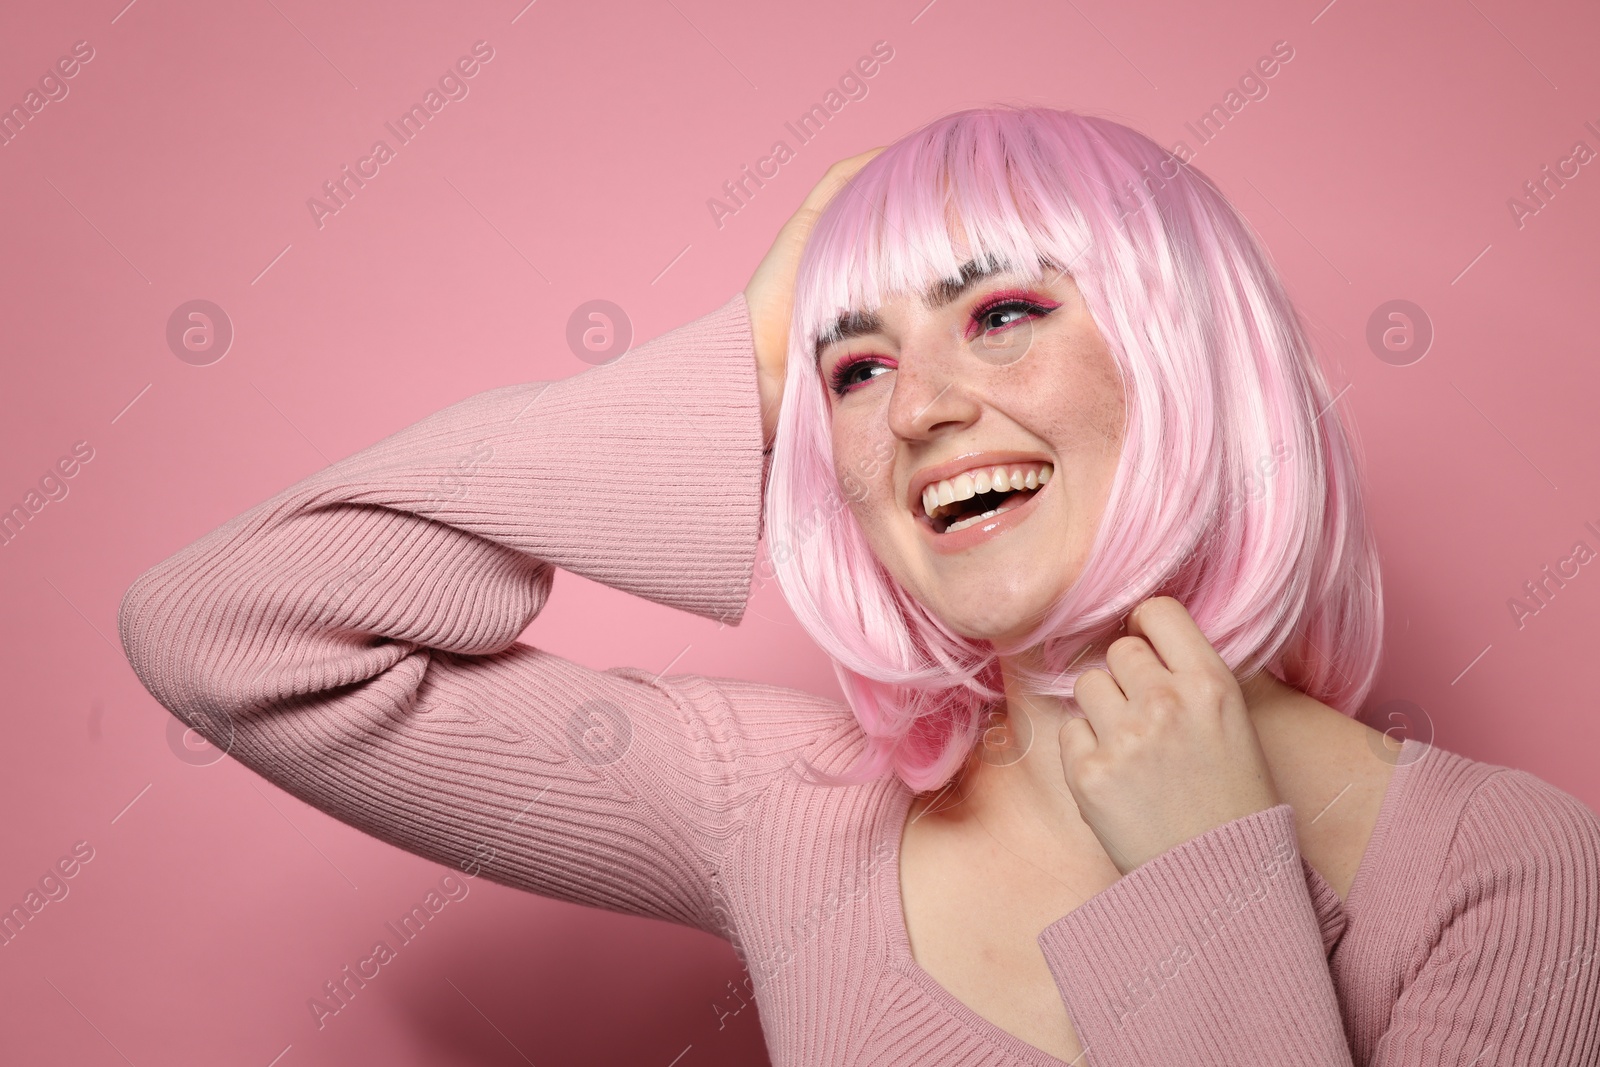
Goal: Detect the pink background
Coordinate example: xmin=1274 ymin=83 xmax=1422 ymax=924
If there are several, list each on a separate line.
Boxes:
xmin=2 ymin=0 xmax=1597 ymax=1063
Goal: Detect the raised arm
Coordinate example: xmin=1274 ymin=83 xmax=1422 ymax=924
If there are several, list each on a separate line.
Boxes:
xmin=117 ymin=292 xmax=810 ymax=938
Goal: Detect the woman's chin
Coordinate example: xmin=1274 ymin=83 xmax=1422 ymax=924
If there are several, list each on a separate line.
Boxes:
xmin=884 ymin=543 xmax=1068 ymax=644
xmin=934 ymin=602 xmax=1056 ymax=646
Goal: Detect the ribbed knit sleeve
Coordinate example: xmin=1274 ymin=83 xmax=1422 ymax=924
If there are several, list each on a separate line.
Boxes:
xmin=1376 ymin=768 xmax=1600 ymax=1065
xmin=116 ymin=291 xmax=800 ymax=940
xmin=1035 ymin=776 xmax=1600 ymax=1064
xmin=1036 ymin=804 xmax=1349 ymax=1063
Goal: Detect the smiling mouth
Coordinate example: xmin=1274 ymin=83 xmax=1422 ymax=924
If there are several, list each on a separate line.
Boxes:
xmin=927 ymin=486 xmax=1041 ymax=533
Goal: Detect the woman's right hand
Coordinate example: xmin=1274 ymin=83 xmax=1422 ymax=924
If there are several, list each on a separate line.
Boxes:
xmin=745 ymin=146 xmax=886 ymax=450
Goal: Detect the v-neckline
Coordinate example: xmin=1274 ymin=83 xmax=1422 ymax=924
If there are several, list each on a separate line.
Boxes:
xmin=872 ymin=737 xmax=1423 ymax=1067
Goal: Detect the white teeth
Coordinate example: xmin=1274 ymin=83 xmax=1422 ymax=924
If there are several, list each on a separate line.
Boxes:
xmin=918 ymin=462 xmax=1054 ymax=520
xmin=944 ymin=508 xmax=1004 ymax=533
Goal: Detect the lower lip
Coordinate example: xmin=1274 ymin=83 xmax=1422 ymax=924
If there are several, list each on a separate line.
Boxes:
xmin=916 ymin=480 xmax=1049 ymax=555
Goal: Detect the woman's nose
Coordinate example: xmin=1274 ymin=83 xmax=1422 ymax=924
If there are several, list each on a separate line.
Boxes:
xmin=885 ymin=346 xmax=983 ymax=441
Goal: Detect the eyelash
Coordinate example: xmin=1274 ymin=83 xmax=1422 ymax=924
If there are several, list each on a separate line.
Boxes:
xmin=826 ymin=294 xmax=1058 ymax=397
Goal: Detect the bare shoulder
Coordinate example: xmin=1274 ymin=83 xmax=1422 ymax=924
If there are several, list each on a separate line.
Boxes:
xmin=1246 ymin=676 xmax=1398 ymax=900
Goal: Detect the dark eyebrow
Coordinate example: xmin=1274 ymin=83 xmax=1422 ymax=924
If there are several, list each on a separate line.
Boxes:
xmin=813 ymin=258 xmax=1015 ymax=364
xmin=923 ymin=258 xmax=1013 ymax=309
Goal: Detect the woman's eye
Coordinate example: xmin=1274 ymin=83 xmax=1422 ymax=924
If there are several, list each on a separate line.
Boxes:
xmin=983 ymin=305 xmax=1029 ymax=330
xmin=827 ymin=296 xmax=1056 ymax=396
xmin=828 ymin=357 xmax=890 ymax=396
xmin=974 ymin=299 xmax=1052 ymax=336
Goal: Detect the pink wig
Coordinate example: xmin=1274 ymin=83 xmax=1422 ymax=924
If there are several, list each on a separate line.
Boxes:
xmin=765 ymin=105 xmax=1384 ymax=793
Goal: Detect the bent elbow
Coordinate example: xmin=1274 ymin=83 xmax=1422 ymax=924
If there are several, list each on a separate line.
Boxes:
xmin=116 ymin=553 xmax=246 ymax=728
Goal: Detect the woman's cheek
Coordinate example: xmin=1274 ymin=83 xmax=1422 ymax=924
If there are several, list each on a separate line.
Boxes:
xmin=838 ymin=468 xmax=869 ymax=505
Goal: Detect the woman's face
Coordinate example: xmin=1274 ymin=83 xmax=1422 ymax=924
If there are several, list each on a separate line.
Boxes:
xmin=816 ymin=249 xmax=1126 ymax=646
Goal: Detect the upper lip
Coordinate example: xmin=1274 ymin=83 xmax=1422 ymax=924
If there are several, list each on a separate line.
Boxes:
xmin=907 ymin=450 xmax=1055 ymax=516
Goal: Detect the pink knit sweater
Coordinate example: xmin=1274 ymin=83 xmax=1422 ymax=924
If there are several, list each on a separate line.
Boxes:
xmin=118 ymin=291 xmax=1600 ymax=1065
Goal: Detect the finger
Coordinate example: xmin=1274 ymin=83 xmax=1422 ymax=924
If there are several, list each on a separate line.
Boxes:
xmin=1069 ymin=666 xmax=1126 ymax=740
xmin=804 ymin=147 xmax=886 ymax=213
xmin=1058 ymin=711 xmax=1097 ymax=767
xmin=830 ymin=145 xmax=887 ymax=178
xmin=1124 ymin=596 xmax=1230 ymax=678
xmin=1103 ymin=632 xmax=1172 ymax=698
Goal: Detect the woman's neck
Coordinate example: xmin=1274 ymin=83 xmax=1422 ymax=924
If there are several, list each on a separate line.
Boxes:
xmin=914 ymin=662 xmax=1300 ymax=839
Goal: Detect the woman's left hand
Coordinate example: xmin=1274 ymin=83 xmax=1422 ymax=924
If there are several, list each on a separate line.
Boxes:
xmin=1061 ymin=596 xmax=1281 ymax=876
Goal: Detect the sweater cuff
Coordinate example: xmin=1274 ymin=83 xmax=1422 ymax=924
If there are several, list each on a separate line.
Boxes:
xmin=519 ymin=289 xmax=767 ymax=627
xmin=1037 ymin=804 xmax=1352 ymax=1064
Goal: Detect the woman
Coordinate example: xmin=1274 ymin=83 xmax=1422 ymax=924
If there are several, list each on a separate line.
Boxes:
xmin=119 ymin=107 xmax=1600 ymax=1065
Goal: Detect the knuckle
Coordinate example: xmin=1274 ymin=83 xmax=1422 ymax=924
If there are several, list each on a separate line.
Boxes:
xmin=1189 ymin=671 xmax=1230 ymax=705
xmin=1108 ymin=634 xmax=1145 ymax=658
xmin=1144 ymin=684 xmax=1184 ymax=716
xmin=1074 ymin=669 xmax=1113 ymax=705
xmin=1073 ymin=755 xmax=1112 ymax=794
